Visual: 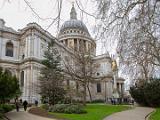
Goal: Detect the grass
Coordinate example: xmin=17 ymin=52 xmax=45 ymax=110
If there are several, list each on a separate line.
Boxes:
xmin=150 ymin=108 xmax=160 ymax=120
xmin=50 ymin=104 xmax=130 ymax=120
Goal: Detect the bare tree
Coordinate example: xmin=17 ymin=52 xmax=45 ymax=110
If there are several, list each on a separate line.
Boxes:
xmin=63 ymin=53 xmax=93 ymax=105
xmin=95 ymin=0 xmax=160 ymax=82
xmin=62 ymin=46 xmax=102 ymax=105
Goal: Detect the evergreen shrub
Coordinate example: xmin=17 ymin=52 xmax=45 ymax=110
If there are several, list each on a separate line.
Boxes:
xmin=130 ymin=78 xmax=160 ymax=107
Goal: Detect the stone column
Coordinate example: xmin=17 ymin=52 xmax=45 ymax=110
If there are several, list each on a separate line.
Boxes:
xmin=112 ymin=71 xmax=119 ymax=99
xmin=79 ymin=39 xmax=81 ymax=51
xmin=121 ymin=83 xmax=124 ymax=96
xmin=31 ymin=64 xmax=33 ymax=103
xmin=113 ymin=71 xmax=117 ymax=89
xmin=104 ymin=80 xmax=107 ymax=102
xmin=109 ymin=80 xmax=113 ymax=97
xmin=119 ymin=83 xmax=122 ymax=94
xmin=26 ymin=68 xmax=29 ymax=101
xmin=25 ymin=37 xmax=28 ymax=57
xmin=30 ymin=32 xmax=34 ymax=56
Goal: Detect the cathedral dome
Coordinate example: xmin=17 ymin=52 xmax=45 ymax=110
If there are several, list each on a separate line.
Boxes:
xmin=60 ymin=19 xmax=89 ymax=35
xmin=59 ymin=4 xmax=90 ymax=36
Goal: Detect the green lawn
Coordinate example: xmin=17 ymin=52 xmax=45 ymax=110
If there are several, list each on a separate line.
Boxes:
xmin=50 ymin=104 xmax=130 ymax=120
xmin=150 ymin=108 xmax=160 ymax=120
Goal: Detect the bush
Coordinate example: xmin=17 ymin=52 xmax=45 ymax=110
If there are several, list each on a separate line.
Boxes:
xmin=0 ymin=107 xmax=4 ymax=119
xmin=49 ymin=104 xmax=69 ymax=113
xmin=49 ymin=104 xmax=87 ymax=114
xmin=89 ymin=99 xmax=105 ymax=103
xmin=0 ymin=113 xmax=3 ymax=119
xmin=0 ymin=104 xmax=15 ymax=113
xmin=130 ymin=78 xmax=160 ymax=107
xmin=0 ymin=107 xmax=4 ymax=113
xmin=41 ymin=104 xmax=49 ymax=110
xmin=64 ymin=105 xmax=87 ymax=114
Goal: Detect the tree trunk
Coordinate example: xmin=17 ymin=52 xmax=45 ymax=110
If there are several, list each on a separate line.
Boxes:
xmin=87 ymin=83 xmax=92 ymax=102
xmin=82 ymin=83 xmax=87 ymax=106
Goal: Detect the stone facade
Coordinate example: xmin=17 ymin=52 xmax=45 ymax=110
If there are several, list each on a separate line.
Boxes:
xmin=0 ymin=6 xmax=125 ymax=103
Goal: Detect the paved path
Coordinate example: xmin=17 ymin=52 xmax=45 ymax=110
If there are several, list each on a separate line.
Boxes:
xmin=104 ymin=107 xmax=154 ymax=120
xmin=5 ymin=106 xmax=154 ymax=120
xmin=5 ymin=109 xmax=56 ymax=120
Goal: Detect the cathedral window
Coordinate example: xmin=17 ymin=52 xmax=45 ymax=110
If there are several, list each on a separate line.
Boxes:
xmin=20 ymin=71 xmax=24 ymax=87
xmin=6 ymin=42 xmax=14 ymax=57
xmin=97 ymin=83 xmax=101 ymax=93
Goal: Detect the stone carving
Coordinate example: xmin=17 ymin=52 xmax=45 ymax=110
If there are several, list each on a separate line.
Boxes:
xmin=112 ymin=60 xmax=117 ymax=71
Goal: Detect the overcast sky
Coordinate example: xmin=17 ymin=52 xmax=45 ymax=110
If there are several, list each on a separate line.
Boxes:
xmin=0 ymin=0 xmax=96 ymax=34
xmin=0 ymin=0 xmax=116 ymax=55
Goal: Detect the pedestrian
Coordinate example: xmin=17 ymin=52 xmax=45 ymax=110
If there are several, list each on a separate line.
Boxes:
xmin=131 ymin=99 xmax=134 ymax=105
xmin=15 ymin=97 xmax=19 ymax=112
xmin=35 ymin=100 xmax=38 ymax=107
xmin=20 ymin=99 xmax=22 ymax=104
xmin=15 ymin=101 xmax=19 ymax=112
xmin=111 ymin=98 xmax=113 ymax=105
xmin=23 ymin=100 xmax=28 ymax=111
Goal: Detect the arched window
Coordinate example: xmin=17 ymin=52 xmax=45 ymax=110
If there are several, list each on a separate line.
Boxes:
xmin=21 ymin=71 xmax=24 ymax=87
xmin=97 ymin=83 xmax=101 ymax=93
xmin=6 ymin=42 xmax=13 ymax=57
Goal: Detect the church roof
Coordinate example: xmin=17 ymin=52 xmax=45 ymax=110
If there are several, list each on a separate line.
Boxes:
xmin=0 ymin=18 xmax=18 ymax=34
xmin=59 ymin=4 xmax=90 ymax=36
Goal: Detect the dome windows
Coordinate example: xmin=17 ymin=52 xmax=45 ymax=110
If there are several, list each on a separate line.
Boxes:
xmin=61 ymin=29 xmax=87 ymax=35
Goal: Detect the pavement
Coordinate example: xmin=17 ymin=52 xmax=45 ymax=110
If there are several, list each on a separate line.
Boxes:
xmin=5 ymin=108 xmax=56 ymax=120
xmin=5 ymin=106 xmax=154 ymax=120
xmin=104 ymin=107 xmax=155 ymax=120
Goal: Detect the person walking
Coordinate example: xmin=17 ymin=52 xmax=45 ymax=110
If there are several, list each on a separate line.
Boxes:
xmin=15 ymin=97 xmax=19 ymax=112
xmin=23 ymin=100 xmax=28 ymax=111
xmin=35 ymin=100 xmax=38 ymax=107
xmin=15 ymin=101 xmax=19 ymax=112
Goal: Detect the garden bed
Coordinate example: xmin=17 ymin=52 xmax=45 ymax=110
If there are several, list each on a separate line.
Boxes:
xmin=29 ymin=104 xmax=130 ymax=120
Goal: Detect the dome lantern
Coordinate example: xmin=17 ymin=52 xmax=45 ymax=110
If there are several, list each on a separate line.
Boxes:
xmin=70 ymin=3 xmax=77 ymax=20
